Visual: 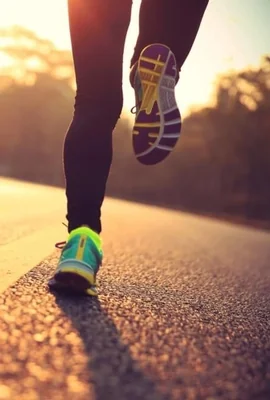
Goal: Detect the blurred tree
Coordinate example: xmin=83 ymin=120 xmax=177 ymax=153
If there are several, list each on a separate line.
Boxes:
xmin=0 ymin=27 xmax=74 ymax=183
xmin=205 ymin=56 xmax=270 ymax=218
xmin=110 ymin=56 xmax=270 ymax=221
xmin=0 ymin=26 xmax=269 ymax=223
xmin=0 ymin=26 xmax=74 ymax=87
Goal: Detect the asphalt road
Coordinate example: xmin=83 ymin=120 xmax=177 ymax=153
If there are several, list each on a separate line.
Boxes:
xmin=0 ymin=179 xmax=270 ymax=400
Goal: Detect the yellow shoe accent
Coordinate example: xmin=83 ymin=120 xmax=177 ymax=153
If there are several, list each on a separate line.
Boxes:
xmin=86 ymin=287 xmax=98 ymax=297
xmin=140 ymin=56 xmax=165 ymax=67
xmin=135 ymin=122 xmax=161 ymax=128
xmin=75 ymin=235 xmax=88 ymax=261
xmin=69 ymin=226 xmax=102 ymax=253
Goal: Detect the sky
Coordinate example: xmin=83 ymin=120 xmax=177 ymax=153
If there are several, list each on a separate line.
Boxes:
xmin=0 ymin=0 xmax=269 ymax=115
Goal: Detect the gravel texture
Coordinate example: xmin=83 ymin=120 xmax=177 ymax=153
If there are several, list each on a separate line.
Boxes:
xmin=0 ymin=202 xmax=270 ymax=400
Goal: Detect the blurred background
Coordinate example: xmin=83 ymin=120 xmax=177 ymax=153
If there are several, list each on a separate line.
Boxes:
xmin=0 ymin=0 xmax=269 ymax=226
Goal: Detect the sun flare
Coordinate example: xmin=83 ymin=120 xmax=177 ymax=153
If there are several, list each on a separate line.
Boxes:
xmin=0 ymin=0 xmax=269 ymax=115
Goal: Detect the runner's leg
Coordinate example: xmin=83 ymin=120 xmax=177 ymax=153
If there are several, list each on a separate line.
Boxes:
xmin=65 ymin=0 xmax=133 ymax=233
xmin=131 ymin=0 xmax=209 ymax=69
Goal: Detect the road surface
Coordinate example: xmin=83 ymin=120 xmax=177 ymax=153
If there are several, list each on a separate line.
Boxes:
xmin=0 ymin=178 xmax=270 ymax=400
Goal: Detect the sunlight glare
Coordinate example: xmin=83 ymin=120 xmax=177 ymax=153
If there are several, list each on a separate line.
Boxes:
xmin=0 ymin=0 xmax=269 ymax=115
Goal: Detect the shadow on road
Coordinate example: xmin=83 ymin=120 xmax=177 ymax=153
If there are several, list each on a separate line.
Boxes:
xmin=54 ymin=294 xmax=168 ymax=400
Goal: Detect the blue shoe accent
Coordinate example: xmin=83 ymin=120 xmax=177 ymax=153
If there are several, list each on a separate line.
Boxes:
xmin=48 ymin=227 xmax=102 ymax=296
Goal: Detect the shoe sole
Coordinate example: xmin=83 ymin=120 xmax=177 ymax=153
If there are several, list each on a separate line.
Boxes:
xmin=133 ymin=43 xmax=181 ymax=165
xmin=48 ymin=263 xmax=98 ymax=296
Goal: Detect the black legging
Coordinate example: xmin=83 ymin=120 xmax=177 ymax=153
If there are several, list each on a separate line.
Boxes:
xmin=64 ymin=0 xmax=209 ymax=233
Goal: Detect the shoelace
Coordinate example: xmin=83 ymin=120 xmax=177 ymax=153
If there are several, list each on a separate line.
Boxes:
xmin=55 ymin=222 xmax=68 ymax=249
xmin=131 ymin=105 xmax=138 ymax=114
xmin=55 ymin=241 xmax=66 ymax=249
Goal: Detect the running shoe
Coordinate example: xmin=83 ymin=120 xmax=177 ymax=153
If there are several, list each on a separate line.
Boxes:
xmin=48 ymin=226 xmax=102 ymax=296
xmin=130 ymin=43 xmax=181 ymax=165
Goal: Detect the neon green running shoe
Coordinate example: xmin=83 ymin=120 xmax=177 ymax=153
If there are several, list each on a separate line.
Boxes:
xmin=48 ymin=226 xmax=102 ymax=296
